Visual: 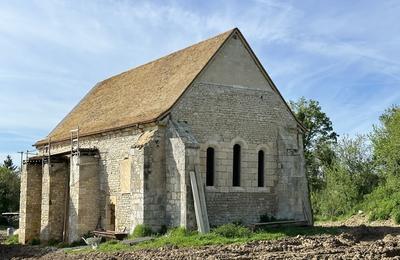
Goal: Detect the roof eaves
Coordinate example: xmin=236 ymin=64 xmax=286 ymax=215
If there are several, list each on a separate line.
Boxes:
xmin=34 ymin=118 xmax=159 ymax=147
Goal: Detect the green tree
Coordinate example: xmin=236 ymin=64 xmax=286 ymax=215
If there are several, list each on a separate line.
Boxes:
xmin=371 ymin=106 xmax=400 ymax=177
xmin=317 ymin=162 xmax=358 ymax=216
xmin=3 ymin=155 xmax=17 ymax=172
xmin=315 ymin=135 xmax=378 ymax=217
xmin=335 ymin=135 xmax=378 ymax=197
xmin=363 ymin=106 xmax=400 ymax=222
xmin=0 ymin=160 xmax=20 ymax=213
xmin=289 ymin=97 xmax=338 ymax=192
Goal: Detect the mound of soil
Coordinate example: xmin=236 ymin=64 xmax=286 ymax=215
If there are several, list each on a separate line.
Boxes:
xmin=319 ymin=214 xmax=396 ymax=227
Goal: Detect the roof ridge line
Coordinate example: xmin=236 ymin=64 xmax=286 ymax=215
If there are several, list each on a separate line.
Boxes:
xmin=98 ymin=28 xmax=237 ymax=86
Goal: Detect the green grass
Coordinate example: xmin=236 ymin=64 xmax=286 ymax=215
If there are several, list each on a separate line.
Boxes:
xmin=129 ymin=225 xmax=337 ymax=251
xmin=212 ymin=223 xmax=252 ymax=238
xmin=128 ymin=224 xmax=153 ymax=239
xmin=66 ymin=225 xmax=340 ymax=254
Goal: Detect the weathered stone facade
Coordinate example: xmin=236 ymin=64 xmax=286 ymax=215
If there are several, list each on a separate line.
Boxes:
xmin=68 ymin=154 xmax=100 ymax=242
xmin=19 ymin=29 xmax=312 ymax=244
xmin=19 ymin=162 xmax=42 ymax=243
xmin=40 ymin=160 xmax=68 ymax=242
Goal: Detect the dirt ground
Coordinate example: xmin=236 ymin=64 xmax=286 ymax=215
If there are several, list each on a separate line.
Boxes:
xmin=2 ymin=217 xmax=400 ymax=259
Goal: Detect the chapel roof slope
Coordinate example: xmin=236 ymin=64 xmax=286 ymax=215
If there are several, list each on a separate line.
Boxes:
xmin=37 ymin=28 xmax=305 ymax=146
xmin=37 ymin=29 xmax=235 ymax=145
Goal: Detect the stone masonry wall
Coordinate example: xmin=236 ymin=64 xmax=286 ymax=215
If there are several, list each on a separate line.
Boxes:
xmin=196 ymin=32 xmax=273 ymax=91
xmin=206 ymin=192 xmax=276 ymax=226
xmin=165 ymin=121 xmax=198 ymax=229
xmin=114 ymin=127 xmax=167 ymax=233
xmin=275 ymin=128 xmax=311 ymax=221
xmin=165 ymin=130 xmax=185 ymax=227
xmin=78 ymin=155 xmax=100 ymax=236
xmin=40 ymin=163 xmax=50 ymax=241
xmin=118 ymin=147 xmax=143 ymax=232
xmin=68 ymin=155 xmax=100 ymax=243
xmin=43 ymin=126 xmax=146 ymax=234
xmin=168 ymin=31 xmax=314 ymax=225
xmin=142 ymin=129 xmax=166 ymax=232
xmin=40 ymin=161 xmax=68 ymax=242
xmin=19 ymin=163 xmax=42 ymax=244
xmin=183 ymin=146 xmax=199 ymax=229
xmin=170 ymin=82 xmax=300 ymax=223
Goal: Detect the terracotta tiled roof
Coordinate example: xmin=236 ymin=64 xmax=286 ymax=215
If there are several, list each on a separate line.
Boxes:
xmin=36 ymin=29 xmax=235 ymax=145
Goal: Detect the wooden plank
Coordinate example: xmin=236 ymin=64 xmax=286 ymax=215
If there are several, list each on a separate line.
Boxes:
xmin=92 ymin=230 xmax=128 ymax=240
xmin=190 ymin=171 xmax=207 ymax=233
xmin=250 ymin=220 xmax=309 ymax=231
xmin=254 ymin=220 xmax=300 ymax=225
xmin=121 ymin=236 xmax=154 ymax=245
xmin=194 ymin=165 xmax=210 ymax=233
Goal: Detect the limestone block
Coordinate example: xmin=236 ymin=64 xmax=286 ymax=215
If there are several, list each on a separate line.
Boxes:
xmin=19 ymin=163 xmax=42 ymax=244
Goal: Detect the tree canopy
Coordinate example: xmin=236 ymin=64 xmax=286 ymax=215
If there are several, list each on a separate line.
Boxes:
xmin=3 ymin=155 xmax=17 ymax=172
xmin=289 ymin=97 xmax=338 ymax=192
xmin=0 ymin=156 xmax=20 ymax=213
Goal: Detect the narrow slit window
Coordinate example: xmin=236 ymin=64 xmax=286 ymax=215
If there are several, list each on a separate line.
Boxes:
xmin=233 ymin=144 xmax=241 ymax=186
xmin=258 ymin=150 xmax=264 ymax=187
xmin=206 ymin=147 xmax=215 ymax=186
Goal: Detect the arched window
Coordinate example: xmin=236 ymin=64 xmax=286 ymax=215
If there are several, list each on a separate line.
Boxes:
xmin=258 ymin=150 xmax=264 ymax=187
xmin=206 ymin=147 xmax=215 ymax=186
xmin=233 ymin=144 xmax=241 ymax=186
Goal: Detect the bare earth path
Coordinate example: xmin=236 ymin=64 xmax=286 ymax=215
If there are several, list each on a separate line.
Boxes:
xmin=2 ymin=219 xmax=400 ymax=259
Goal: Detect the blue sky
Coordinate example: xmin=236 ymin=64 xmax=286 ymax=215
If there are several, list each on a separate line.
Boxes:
xmin=1 ymin=0 xmax=399 ymax=165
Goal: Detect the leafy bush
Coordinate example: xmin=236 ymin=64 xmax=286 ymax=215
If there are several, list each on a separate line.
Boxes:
xmin=311 ymin=134 xmax=379 ymax=219
xmin=212 ymin=224 xmax=252 ymax=238
xmin=391 ymin=209 xmax=400 ymax=224
xmin=47 ymin=239 xmax=61 ymax=246
xmin=28 ymin=237 xmax=40 ymax=245
xmin=131 ymin=224 xmax=153 ymax=238
xmin=368 ymin=201 xmax=393 ymax=221
xmin=359 ymin=107 xmax=400 ymax=223
xmin=315 ymin=163 xmax=358 ymax=217
xmin=159 ymin=225 xmax=168 ymax=235
xmin=5 ymin=234 xmax=18 ymax=245
xmin=363 ymin=175 xmax=400 ymax=222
